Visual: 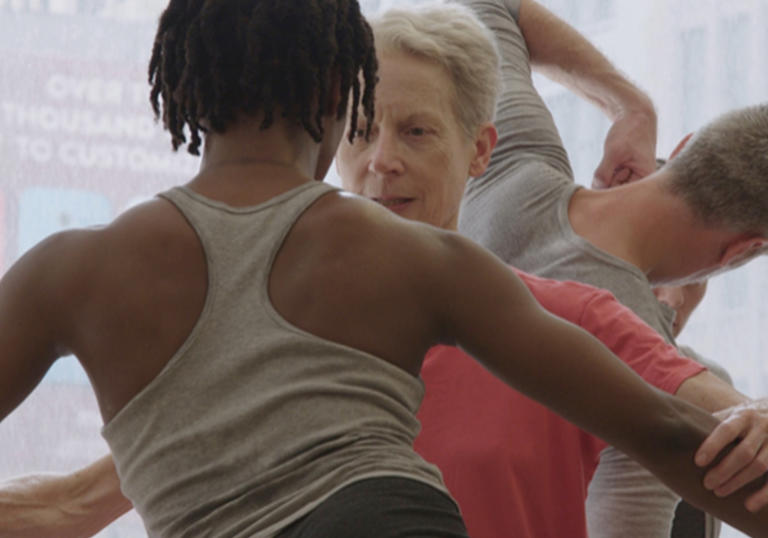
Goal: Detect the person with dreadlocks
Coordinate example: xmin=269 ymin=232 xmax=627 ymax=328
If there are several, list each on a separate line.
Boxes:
xmin=3 ymin=1 xmax=768 ymax=537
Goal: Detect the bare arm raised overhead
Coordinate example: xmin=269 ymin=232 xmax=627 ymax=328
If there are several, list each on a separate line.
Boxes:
xmin=518 ymin=0 xmax=657 ymax=186
xmin=460 ymin=0 xmax=655 ymax=190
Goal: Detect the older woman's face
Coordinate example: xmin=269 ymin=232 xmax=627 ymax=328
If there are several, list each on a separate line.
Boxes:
xmin=336 ymin=51 xmax=480 ymax=230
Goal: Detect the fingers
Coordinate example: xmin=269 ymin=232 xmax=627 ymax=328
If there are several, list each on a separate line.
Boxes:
xmin=593 ymin=163 xmax=631 ymax=189
xmin=592 ymin=159 xmax=615 ymax=189
xmin=709 ymin=433 xmax=768 ymax=496
xmin=696 ymin=416 xmax=744 ymax=468
xmin=746 ymin=480 xmax=768 ymax=512
xmin=697 ymin=408 xmax=768 ymax=504
xmin=592 ymin=157 xmax=655 ymax=190
xmin=610 ymin=167 xmax=633 ymax=186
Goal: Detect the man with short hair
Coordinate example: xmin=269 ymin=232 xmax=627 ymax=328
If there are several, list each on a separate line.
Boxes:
xmin=457 ymin=0 xmax=768 ymax=536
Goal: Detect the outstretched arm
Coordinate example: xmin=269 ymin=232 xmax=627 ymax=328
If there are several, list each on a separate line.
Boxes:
xmin=517 ymin=0 xmax=657 ymax=187
xmin=579 ymin=288 xmax=768 ymax=509
xmin=629 ymin=358 xmax=768 ymax=511
xmin=416 ymin=229 xmax=768 ymax=536
xmin=698 ymin=397 xmax=768 ymax=511
xmin=0 ymin=455 xmax=131 ymax=538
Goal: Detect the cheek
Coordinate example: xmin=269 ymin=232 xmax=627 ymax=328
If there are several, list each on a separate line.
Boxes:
xmin=421 ymin=172 xmax=461 ymax=221
xmin=441 ymin=160 xmax=470 ymax=202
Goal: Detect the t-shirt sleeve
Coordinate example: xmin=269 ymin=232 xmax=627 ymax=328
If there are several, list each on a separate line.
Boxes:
xmin=458 ymin=0 xmax=577 ymax=257
xmin=461 ymin=0 xmax=573 ymax=194
xmin=677 ymin=344 xmax=733 ymax=386
xmin=459 ymin=160 xmax=575 ymax=265
xmin=579 ymin=290 xmax=705 ymax=394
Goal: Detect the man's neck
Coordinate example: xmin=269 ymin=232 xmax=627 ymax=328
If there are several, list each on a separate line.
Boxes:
xmin=567 ymin=176 xmax=698 ymax=280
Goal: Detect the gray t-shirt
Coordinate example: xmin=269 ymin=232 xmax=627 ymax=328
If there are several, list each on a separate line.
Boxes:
xmin=458 ymin=0 xmax=712 ymax=536
xmin=658 ymin=302 xmax=732 ymax=385
xmin=462 ymin=159 xmax=677 ymax=345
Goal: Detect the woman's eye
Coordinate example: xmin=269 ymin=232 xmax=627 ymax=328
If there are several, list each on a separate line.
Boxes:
xmin=408 ymin=127 xmax=426 ymax=136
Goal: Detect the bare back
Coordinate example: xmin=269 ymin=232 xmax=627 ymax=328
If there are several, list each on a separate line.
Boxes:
xmin=0 ymin=171 xmax=452 ymax=424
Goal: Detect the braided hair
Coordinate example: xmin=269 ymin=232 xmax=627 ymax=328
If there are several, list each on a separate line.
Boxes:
xmin=148 ymin=0 xmax=377 ymax=155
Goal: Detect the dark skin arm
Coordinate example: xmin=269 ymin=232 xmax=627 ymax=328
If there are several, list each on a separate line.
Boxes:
xmin=1 ymin=193 xmax=767 ymax=536
xmin=0 ymin=232 xmax=74 ymax=422
xmin=278 ymin=196 xmax=768 ymax=534
xmin=410 ymin=222 xmax=768 ymax=535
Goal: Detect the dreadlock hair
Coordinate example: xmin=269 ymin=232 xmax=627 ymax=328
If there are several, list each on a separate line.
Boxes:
xmin=148 ymin=0 xmax=377 ymax=155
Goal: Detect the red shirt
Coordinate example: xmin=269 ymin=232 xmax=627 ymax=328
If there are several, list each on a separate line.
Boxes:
xmin=414 ymin=269 xmax=704 ymax=538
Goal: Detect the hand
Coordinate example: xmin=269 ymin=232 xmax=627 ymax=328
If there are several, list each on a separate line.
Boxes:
xmin=592 ymin=109 xmax=658 ymax=189
xmin=695 ymin=399 xmax=768 ymax=512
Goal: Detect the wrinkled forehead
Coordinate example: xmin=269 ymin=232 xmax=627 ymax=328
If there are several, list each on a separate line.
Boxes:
xmin=354 ymin=50 xmax=460 ymax=123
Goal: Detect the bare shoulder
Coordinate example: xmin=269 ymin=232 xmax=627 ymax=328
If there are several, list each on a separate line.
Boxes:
xmin=270 ymin=189 xmax=487 ymax=369
xmin=0 ymin=196 xmax=207 ymax=420
xmin=40 ymin=197 xmax=186 ymax=282
xmin=290 ymin=189 xmax=516 ymax=318
xmin=3 ymin=226 xmax=98 ymax=307
xmin=0 ymin=224 xmax=108 ymax=389
xmin=8 ymin=196 xmax=200 ymax=323
xmin=301 ymin=189 xmax=466 ymax=272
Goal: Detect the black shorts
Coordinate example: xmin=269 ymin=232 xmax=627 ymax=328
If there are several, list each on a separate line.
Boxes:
xmin=276 ymin=477 xmax=469 ymax=538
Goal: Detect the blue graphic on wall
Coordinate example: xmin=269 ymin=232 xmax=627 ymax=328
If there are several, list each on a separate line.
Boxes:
xmin=18 ymin=186 xmax=112 ymax=253
xmin=19 ymin=186 xmax=113 ymax=384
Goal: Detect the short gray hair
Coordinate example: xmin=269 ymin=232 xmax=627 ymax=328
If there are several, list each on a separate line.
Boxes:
xmin=369 ymin=1 xmax=500 ymax=137
xmin=666 ymin=103 xmax=768 ymax=235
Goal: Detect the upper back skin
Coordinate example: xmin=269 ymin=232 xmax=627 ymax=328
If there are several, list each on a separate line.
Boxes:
xmin=37 ymin=175 xmax=450 ymax=423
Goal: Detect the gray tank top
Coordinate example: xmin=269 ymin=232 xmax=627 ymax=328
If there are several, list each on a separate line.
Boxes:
xmin=102 ymin=181 xmax=447 ymax=537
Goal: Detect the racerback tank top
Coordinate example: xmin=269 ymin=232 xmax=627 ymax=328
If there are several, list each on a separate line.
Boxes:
xmin=102 ymin=181 xmax=448 ymax=537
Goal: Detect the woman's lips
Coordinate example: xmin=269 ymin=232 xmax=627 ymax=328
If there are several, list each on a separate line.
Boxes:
xmin=374 ymin=197 xmax=414 ymax=213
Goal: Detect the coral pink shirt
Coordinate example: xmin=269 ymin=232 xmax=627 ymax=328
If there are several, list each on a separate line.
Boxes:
xmin=415 ymin=269 xmax=704 ymax=538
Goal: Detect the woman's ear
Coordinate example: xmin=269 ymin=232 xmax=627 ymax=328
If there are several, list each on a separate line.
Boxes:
xmin=468 ymin=122 xmax=498 ymax=178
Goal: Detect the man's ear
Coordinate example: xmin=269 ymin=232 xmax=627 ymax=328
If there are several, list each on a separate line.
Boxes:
xmin=719 ymin=234 xmax=768 ymax=267
xmin=468 ymin=122 xmax=498 ymax=178
xmin=669 ymin=133 xmax=695 ymax=160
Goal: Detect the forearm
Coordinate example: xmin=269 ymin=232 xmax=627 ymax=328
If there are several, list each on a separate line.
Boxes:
xmin=537 ymin=324 xmax=768 ymax=535
xmin=644 ymin=395 xmax=768 ymax=537
xmin=0 ymin=454 xmax=131 ymax=538
xmin=465 ymin=308 xmax=768 ymax=534
xmin=519 ymin=0 xmax=655 ymax=122
xmin=439 ymin=235 xmax=768 ymax=531
xmin=676 ymin=370 xmax=749 ymax=412
xmin=524 ymin=322 xmax=768 ymax=535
